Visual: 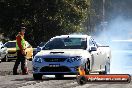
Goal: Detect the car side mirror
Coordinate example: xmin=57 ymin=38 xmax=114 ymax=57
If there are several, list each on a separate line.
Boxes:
xmin=89 ymin=46 xmax=97 ymax=52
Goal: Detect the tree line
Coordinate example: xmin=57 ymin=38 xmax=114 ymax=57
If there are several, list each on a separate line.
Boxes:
xmin=0 ymin=0 xmax=131 ymax=47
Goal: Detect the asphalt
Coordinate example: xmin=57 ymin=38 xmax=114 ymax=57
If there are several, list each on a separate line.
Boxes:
xmin=0 ymin=61 xmax=131 ymax=88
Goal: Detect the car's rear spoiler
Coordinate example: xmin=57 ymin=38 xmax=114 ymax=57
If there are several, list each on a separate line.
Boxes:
xmin=98 ymin=46 xmax=109 ymax=47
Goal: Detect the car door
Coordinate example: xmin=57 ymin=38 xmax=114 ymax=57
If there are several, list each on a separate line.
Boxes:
xmin=96 ymin=43 xmax=106 ymax=70
xmin=89 ymin=38 xmax=102 ymax=71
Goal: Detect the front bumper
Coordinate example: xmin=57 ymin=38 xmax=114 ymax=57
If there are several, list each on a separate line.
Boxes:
xmin=33 ymin=72 xmax=77 ymax=75
xmin=32 ymin=55 xmax=84 ymax=75
xmin=33 ymin=65 xmax=79 ymax=75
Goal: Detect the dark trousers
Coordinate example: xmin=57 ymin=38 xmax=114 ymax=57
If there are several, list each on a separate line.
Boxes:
xmin=13 ymin=50 xmax=27 ymax=74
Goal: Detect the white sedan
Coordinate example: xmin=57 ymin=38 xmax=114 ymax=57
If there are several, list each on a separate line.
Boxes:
xmin=32 ymin=35 xmax=111 ymax=80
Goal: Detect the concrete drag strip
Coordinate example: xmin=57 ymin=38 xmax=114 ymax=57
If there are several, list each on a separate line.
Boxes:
xmin=19 ymin=76 xmax=77 ymax=88
xmin=0 ymin=62 xmax=131 ymax=88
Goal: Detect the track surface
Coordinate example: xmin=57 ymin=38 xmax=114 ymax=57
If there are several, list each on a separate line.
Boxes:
xmin=0 ymin=61 xmax=131 ymax=88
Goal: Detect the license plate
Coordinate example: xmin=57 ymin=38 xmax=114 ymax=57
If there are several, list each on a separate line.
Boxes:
xmin=49 ymin=64 xmax=60 ymax=67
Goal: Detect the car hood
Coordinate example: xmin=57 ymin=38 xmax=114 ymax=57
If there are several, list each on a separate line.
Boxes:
xmin=36 ymin=49 xmax=88 ymax=57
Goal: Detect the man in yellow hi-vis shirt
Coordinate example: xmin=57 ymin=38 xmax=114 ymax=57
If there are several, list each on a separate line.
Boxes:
xmin=13 ymin=26 xmax=28 ymax=75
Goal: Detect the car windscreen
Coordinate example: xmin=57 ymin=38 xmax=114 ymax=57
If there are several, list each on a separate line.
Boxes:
xmin=4 ymin=42 xmax=16 ymax=48
xmin=42 ymin=38 xmax=87 ymax=50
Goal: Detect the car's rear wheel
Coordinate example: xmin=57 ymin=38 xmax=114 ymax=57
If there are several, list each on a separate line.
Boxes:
xmin=55 ymin=75 xmax=64 ymax=79
xmin=105 ymin=61 xmax=110 ymax=74
xmin=99 ymin=71 xmax=106 ymax=75
xmin=99 ymin=66 xmax=107 ymax=75
xmin=99 ymin=59 xmax=110 ymax=75
xmin=33 ymin=74 xmax=42 ymax=80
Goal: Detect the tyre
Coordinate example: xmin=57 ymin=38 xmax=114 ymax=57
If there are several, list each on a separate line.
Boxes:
xmin=2 ymin=56 xmax=8 ymax=62
xmin=127 ymin=75 xmax=131 ymax=83
xmin=85 ymin=60 xmax=90 ymax=75
xmin=7 ymin=59 xmax=11 ymax=62
xmin=99 ymin=71 xmax=106 ymax=75
xmin=105 ymin=61 xmax=110 ymax=74
xmin=33 ymin=74 xmax=42 ymax=80
xmin=99 ymin=58 xmax=110 ymax=75
xmin=77 ymin=76 xmax=87 ymax=85
xmin=55 ymin=75 xmax=64 ymax=79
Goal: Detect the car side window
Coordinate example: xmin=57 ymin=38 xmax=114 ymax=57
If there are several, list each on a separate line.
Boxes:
xmin=89 ymin=39 xmax=95 ymax=46
xmin=93 ymin=41 xmax=97 ymax=47
xmin=89 ymin=38 xmax=98 ymax=48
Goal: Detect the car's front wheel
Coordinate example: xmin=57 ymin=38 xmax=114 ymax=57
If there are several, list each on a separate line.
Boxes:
xmin=105 ymin=61 xmax=110 ymax=74
xmin=77 ymin=76 xmax=87 ymax=85
xmin=33 ymin=74 xmax=42 ymax=80
xmin=85 ymin=59 xmax=90 ymax=74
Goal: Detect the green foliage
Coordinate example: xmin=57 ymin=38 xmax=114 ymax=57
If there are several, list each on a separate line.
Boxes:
xmin=1 ymin=0 xmax=132 ymax=46
xmin=0 ymin=0 xmax=90 ymax=46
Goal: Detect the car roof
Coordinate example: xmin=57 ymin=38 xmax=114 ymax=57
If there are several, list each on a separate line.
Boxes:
xmin=7 ymin=40 xmax=16 ymax=42
xmin=52 ymin=35 xmax=91 ymax=39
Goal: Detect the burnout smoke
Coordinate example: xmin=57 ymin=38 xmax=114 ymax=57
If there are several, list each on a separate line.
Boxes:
xmin=96 ymin=17 xmax=132 ymax=74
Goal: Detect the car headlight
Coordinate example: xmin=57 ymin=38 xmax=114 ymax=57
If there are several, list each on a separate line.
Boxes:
xmin=34 ymin=57 xmax=42 ymax=63
xmin=67 ymin=56 xmax=82 ymax=63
